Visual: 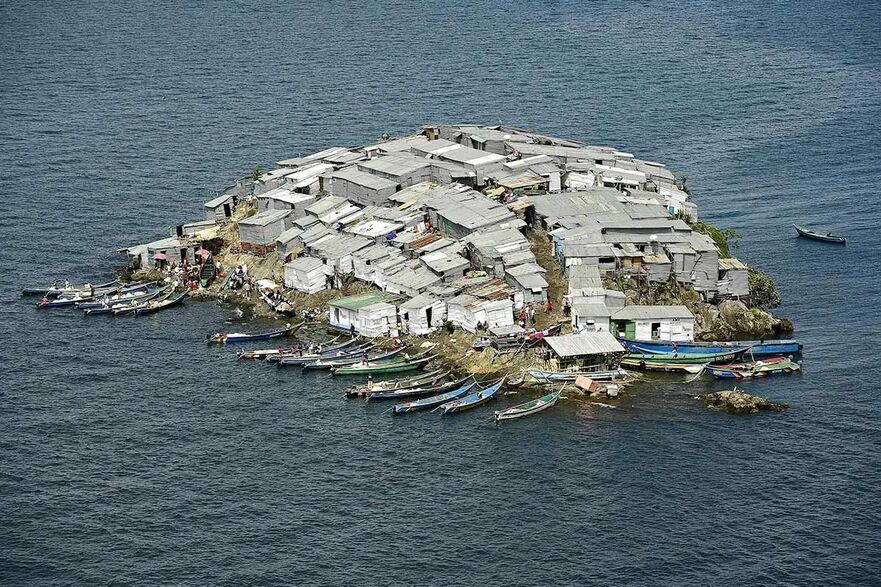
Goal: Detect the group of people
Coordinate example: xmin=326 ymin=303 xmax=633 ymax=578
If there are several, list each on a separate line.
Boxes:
xmin=516 ymin=300 xmax=554 ymax=328
xmin=227 ymin=264 xmax=251 ymax=295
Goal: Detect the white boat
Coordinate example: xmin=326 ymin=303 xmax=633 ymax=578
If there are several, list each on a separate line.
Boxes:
xmin=495 ymin=390 xmax=562 ymax=422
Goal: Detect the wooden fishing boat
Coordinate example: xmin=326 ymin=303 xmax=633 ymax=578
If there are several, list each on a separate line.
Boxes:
xmin=113 ymin=289 xmax=174 ymax=315
xmin=793 ymin=224 xmax=846 ymax=244
xmin=207 ymin=322 xmax=304 ymax=344
xmin=79 ymin=286 xmax=164 ymax=310
xmin=624 ymin=348 xmax=747 ymax=365
xmin=83 ymin=288 xmax=167 ymax=315
xmin=393 ymin=381 xmax=476 ymax=415
xmin=620 ymin=359 xmax=706 ymax=373
xmin=364 ymin=376 xmax=473 ymax=401
xmin=22 ymin=279 xmax=118 ymax=298
xmin=331 ymin=355 xmax=434 ymax=376
xmin=302 ymin=346 xmax=405 ymax=370
xmin=351 ymin=369 xmax=448 ymax=394
xmin=527 ymin=368 xmax=627 ymax=383
xmin=199 ymin=256 xmax=216 ymax=287
xmin=264 ymin=336 xmax=352 ymax=362
xmin=276 ymin=343 xmax=375 ymax=366
xmin=134 ymin=291 xmax=188 ymax=315
xmin=618 ymin=338 xmax=802 ymax=358
xmin=439 ymin=378 xmax=505 ymax=415
xmin=36 ymin=294 xmax=96 ymax=308
xmin=706 ymin=357 xmax=801 ymax=379
xmin=494 ymin=390 xmax=562 ymax=422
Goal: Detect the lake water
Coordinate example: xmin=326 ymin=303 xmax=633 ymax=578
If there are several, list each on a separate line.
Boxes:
xmin=2 ymin=1 xmax=880 ymax=585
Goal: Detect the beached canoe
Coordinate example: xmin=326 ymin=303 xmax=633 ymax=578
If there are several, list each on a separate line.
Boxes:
xmin=494 ymin=390 xmax=562 ymax=422
xmin=439 ymin=378 xmax=505 ymax=414
xmin=617 ymin=338 xmax=802 ymax=358
xmin=793 ymin=224 xmax=846 ymax=244
xmin=527 ymin=368 xmax=627 ymax=383
xmin=393 ymin=381 xmax=476 ymax=415
xmin=365 ymin=376 xmax=474 ymax=401
xmin=331 ymin=355 xmax=433 ymax=376
xmin=134 ymin=291 xmax=188 ymax=315
xmin=706 ymin=357 xmax=801 ymax=379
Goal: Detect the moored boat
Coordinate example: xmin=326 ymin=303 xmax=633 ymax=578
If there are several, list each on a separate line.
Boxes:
xmin=624 ymin=349 xmax=748 ymax=365
xmin=619 ymin=359 xmax=706 ymax=373
xmin=793 ymin=224 xmax=846 ymax=244
xmin=134 ymin=291 xmax=188 ymax=315
xmin=346 ymin=369 xmax=448 ymax=397
xmin=494 ymin=390 xmax=562 ymax=422
xmin=706 ymin=357 xmax=801 ymax=379
xmin=302 ymin=346 xmax=404 ymax=370
xmin=365 ymin=376 xmax=473 ymax=401
xmin=393 ymin=381 xmax=476 ymax=414
xmin=439 ymin=378 xmax=505 ymax=415
xmin=83 ymin=288 xmax=167 ymax=315
xmin=331 ymin=355 xmax=433 ymax=376
xmin=527 ymin=368 xmax=627 ymax=383
xmin=207 ymin=322 xmax=304 ymax=344
xmin=276 ymin=343 xmax=374 ymax=366
xmin=617 ymin=338 xmax=802 ymax=358
xmin=22 ymin=279 xmax=118 ymax=298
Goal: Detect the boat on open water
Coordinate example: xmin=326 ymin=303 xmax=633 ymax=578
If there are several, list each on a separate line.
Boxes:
xmin=793 ymin=224 xmax=846 ymax=244
xmin=494 ymin=390 xmax=563 ymax=422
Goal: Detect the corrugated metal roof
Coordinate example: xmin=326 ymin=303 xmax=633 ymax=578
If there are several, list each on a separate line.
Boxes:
xmin=572 ymin=302 xmax=611 ymax=317
xmin=718 ymin=257 xmax=748 ymax=270
xmin=612 ymin=305 xmax=694 ymax=320
xmin=329 ymin=291 xmax=401 ymax=311
xmin=399 ymin=294 xmax=439 ymax=309
xmin=238 ymin=209 xmax=291 ymax=227
xmin=544 ymin=332 xmax=625 ymax=357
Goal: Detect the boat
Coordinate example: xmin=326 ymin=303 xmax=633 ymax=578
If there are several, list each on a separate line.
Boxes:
xmin=619 ymin=359 xmax=706 ymax=374
xmin=36 ymin=294 xmax=96 ymax=308
xmin=264 ymin=336 xmax=354 ymax=362
xmin=83 ymin=288 xmax=167 ymax=315
xmin=22 ymin=279 xmax=118 ymax=298
xmin=494 ymin=390 xmax=562 ymax=422
xmin=79 ymin=286 xmax=165 ymax=310
xmin=439 ymin=378 xmax=505 ymax=415
xmin=527 ymin=368 xmax=627 ymax=383
xmin=331 ymin=355 xmax=434 ymax=376
xmin=393 ymin=381 xmax=476 ymax=414
xmin=302 ymin=346 xmax=405 ymax=370
xmin=617 ymin=338 xmax=803 ymax=358
xmin=365 ymin=376 xmax=474 ymax=401
xmin=623 ymin=349 xmax=748 ymax=365
xmin=276 ymin=343 xmax=374 ymax=366
xmin=706 ymin=357 xmax=801 ymax=379
xmin=134 ymin=291 xmax=189 ymax=315
xmin=793 ymin=224 xmax=846 ymax=244
xmin=207 ymin=322 xmax=304 ymax=344
xmin=348 ymin=369 xmax=448 ymax=395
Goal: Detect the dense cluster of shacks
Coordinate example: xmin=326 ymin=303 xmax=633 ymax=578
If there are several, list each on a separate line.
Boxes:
xmin=123 ymin=124 xmax=752 ymax=363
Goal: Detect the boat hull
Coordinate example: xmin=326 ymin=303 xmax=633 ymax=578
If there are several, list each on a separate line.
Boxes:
xmin=528 ymin=369 xmax=626 ymax=382
xmin=794 ymin=224 xmax=846 ymax=244
xmin=495 ymin=391 xmax=561 ymax=421
xmin=618 ymin=338 xmax=802 ymax=358
xmin=392 ymin=382 xmax=475 ymax=414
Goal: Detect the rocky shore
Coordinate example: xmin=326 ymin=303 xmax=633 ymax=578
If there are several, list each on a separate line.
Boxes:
xmin=698 ymin=390 xmax=789 ymax=415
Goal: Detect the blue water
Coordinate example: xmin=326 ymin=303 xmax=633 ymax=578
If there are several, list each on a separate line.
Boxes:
xmin=2 ymin=1 xmax=881 ymax=585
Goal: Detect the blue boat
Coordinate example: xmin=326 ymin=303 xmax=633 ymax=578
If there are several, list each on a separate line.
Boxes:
xmin=393 ymin=381 xmax=475 ymax=414
xmin=617 ymin=338 xmax=802 ymax=358
xmin=439 ymin=378 xmax=505 ymax=415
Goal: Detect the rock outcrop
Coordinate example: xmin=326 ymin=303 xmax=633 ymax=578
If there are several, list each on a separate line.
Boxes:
xmin=695 ymin=300 xmax=791 ymax=341
xmin=699 ymin=390 xmax=788 ymax=414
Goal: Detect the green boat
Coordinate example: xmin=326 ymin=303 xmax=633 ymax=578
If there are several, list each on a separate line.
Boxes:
xmin=332 ymin=355 xmax=433 ymax=376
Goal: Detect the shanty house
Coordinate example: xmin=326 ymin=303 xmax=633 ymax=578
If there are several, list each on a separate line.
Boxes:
xmin=203 ymin=193 xmax=236 ymax=222
xmin=328 ymin=291 xmax=402 ymax=336
xmin=125 ymin=236 xmax=196 ymax=269
xmin=611 ymin=305 xmax=695 ymax=341
xmin=256 ymin=187 xmax=316 ymax=218
xmin=322 ymin=166 xmax=399 ymax=207
xmin=358 ymin=302 xmax=400 ymax=338
xmin=504 ymin=267 xmax=549 ymax=307
xmin=446 ymin=295 xmax=514 ymax=333
xmin=571 ymin=302 xmax=612 ymax=333
xmin=717 ymin=258 xmax=749 ymax=299
xmin=283 ymin=257 xmax=327 ymax=294
xmin=238 ymin=210 xmax=292 ymax=255
xmin=542 ymin=332 xmax=626 ymax=372
xmin=398 ymin=294 xmax=446 ymax=336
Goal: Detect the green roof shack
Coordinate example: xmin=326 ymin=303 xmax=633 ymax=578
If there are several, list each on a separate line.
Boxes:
xmin=328 ymin=291 xmax=403 ymax=336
